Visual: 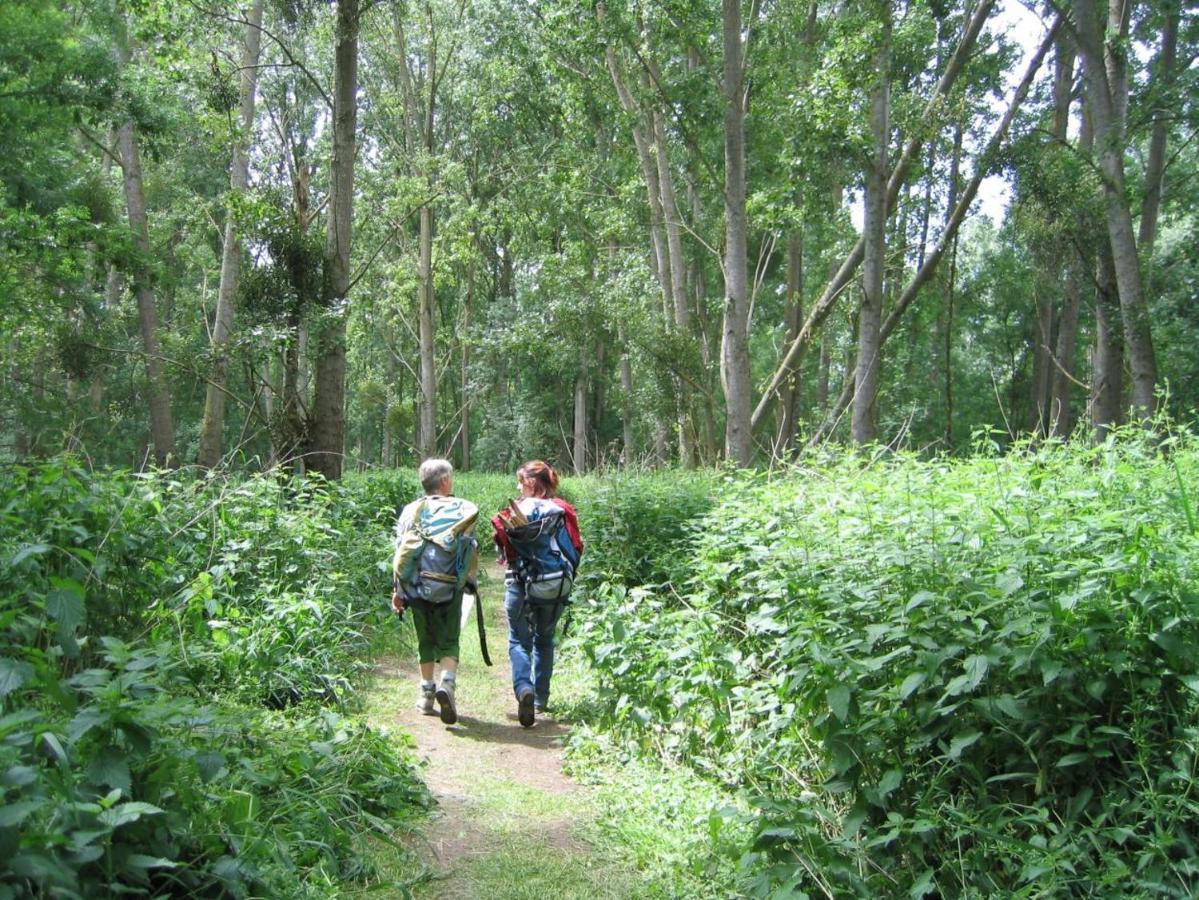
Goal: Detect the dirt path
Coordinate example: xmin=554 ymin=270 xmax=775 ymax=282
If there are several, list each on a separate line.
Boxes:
xmin=367 ymin=566 xmax=638 ymax=899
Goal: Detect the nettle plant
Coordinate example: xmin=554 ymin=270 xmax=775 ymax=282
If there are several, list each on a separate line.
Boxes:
xmin=0 ymin=461 xmax=425 ymax=896
xmin=579 ymin=433 xmax=1199 ymax=896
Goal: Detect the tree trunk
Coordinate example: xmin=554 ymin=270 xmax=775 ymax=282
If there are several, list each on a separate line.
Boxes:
xmin=852 ymin=2 xmax=891 ymax=446
xmin=418 ymin=204 xmax=437 ymax=457
xmin=618 ymin=324 xmax=635 ymax=466
xmin=1091 ymin=244 xmax=1124 ymax=439
xmin=309 ymin=0 xmax=359 ymax=480
xmin=1137 ymin=1 xmax=1178 ymax=280
xmin=777 ymin=225 xmax=804 ymax=454
xmin=198 ymin=0 xmax=265 ymax=470
xmin=1049 ymin=34 xmax=1080 ymax=438
xmin=721 ymin=0 xmax=752 ymax=465
xmin=461 ymin=259 xmax=474 ymax=470
xmin=573 ymin=347 xmax=587 ymax=473
xmin=1074 ymin=0 xmax=1158 ymax=421
xmin=117 ymin=104 xmax=174 ymax=466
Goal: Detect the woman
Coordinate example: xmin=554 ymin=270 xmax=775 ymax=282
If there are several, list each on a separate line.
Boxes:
xmin=491 ymin=460 xmax=583 ymax=728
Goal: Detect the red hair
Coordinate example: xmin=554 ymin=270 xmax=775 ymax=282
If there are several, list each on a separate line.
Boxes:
xmin=517 ymin=460 xmax=558 ymax=498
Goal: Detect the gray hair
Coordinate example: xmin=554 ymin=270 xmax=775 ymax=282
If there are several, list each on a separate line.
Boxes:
xmin=418 ymin=458 xmax=453 ymax=494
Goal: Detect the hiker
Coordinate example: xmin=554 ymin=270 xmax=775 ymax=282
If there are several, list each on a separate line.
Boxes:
xmin=491 ymin=460 xmax=583 ymax=728
xmin=392 ymin=458 xmax=479 ymax=725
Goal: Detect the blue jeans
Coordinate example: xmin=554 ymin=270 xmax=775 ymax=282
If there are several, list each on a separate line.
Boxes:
xmin=504 ymin=580 xmax=565 ymax=708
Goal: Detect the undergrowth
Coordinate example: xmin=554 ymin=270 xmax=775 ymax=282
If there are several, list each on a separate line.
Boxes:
xmin=0 ymin=461 xmax=427 ymax=896
xmin=570 ymin=430 xmax=1199 ymax=896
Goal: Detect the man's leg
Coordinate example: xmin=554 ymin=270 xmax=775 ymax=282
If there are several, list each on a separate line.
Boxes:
xmin=410 ymin=607 xmax=438 ymax=715
xmin=432 ymin=599 xmax=463 ymax=724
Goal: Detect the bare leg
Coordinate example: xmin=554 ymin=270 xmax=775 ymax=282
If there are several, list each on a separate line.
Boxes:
xmin=420 ymin=662 xmax=434 ymax=681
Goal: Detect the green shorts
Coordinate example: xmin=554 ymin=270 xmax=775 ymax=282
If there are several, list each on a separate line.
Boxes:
xmin=409 ymin=593 xmax=463 ymax=663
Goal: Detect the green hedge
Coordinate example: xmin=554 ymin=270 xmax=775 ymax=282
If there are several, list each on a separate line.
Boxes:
xmin=0 ymin=461 xmax=424 ymax=896
xmin=574 ymin=436 xmax=1199 ymax=896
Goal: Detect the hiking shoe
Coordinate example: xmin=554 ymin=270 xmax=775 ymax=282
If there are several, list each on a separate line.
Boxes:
xmin=435 ymin=678 xmax=458 ymax=725
xmin=416 ymin=682 xmax=436 ymax=716
xmin=518 ymin=689 xmax=535 ymax=728
xmin=534 ymin=703 xmax=547 ymax=716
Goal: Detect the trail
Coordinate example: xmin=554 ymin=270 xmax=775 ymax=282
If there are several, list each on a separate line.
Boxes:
xmin=367 ymin=565 xmax=639 ymax=899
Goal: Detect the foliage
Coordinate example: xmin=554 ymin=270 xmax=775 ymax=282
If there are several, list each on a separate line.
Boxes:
xmin=573 ymin=432 xmax=1199 ymax=896
xmin=568 ymin=470 xmax=719 ymax=590
xmin=0 ymin=459 xmax=425 ymax=896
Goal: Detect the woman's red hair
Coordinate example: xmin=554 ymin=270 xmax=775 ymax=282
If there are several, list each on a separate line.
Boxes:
xmin=517 ymin=460 xmax=558 ymax=498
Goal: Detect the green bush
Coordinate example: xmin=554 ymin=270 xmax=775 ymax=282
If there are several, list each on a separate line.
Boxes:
xmin=568 ymin=469 xmax=719 ymax=589
xmin=0 ymin=460 xmax=425 ymax=896
xmin=575 ymin=435 xmax=1199 ymax=896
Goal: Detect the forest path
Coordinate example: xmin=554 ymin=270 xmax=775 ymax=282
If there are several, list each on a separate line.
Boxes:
xmin=365 ymin=564 xmax=640 ymax=899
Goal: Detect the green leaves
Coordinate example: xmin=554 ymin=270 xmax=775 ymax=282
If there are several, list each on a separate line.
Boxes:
xmin=575 ymin=438 xmax=1199 ymax=896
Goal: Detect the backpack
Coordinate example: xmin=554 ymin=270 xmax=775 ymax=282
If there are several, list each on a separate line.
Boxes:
xmin=507 ymin=508 xmax=581 ymax=604
xmin=396 ymin=497 xmax=479 ymax=605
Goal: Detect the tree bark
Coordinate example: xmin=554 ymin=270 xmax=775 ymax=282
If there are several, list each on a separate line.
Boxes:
xmin=1048 ymin=34 xmax=1080 ymax=438
xmin=1073 ymin=0 xmax=1158 ymax=421
xmin=1091 ymin=244 xmax=1124 ymax=439
xmin=721 ymin=0 xmax=752 ymax=465
xmin=418 ymin=205 xmax=437 ymax=457
xmin=116 ymin=37 xmax=175 ymax=468
xmin=573 ymin=347 xmax=587 ymax=473
xmin=777 ymin=225 xmax=804 ymax=454
xmin=460 ymin=258 xmax=474 ymax=470
xmin=198 ymin=0 xmax=265 ymax=470
xmin=309 ymin=0 xmax=359 ymax=480
xmin=618 ymin=324 xmax=635 ymax=466
xmin=851 ymin=2 xmax=891 ymax=446
xmin=1137 ymin=1 xmax=1178 ymax=276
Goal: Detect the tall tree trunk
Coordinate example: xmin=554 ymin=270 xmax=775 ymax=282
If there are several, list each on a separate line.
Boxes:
xmin=1137 ymin=1 xmax=1177 ymax=286
xmin=1091 ymin=244 xmax=1124 ymax=439
xmin=116 ymin=47 xmax=174 ymax=467
xmin=1050 ymin=268 xmax=1081 ymax=437
xmin=1074 ymin=0 xmax=1158 ymax=421
xmin=777 ymin=225 xmax=804 ymax=454
xmin=573 ymin=347 xmax=587 ymax=473
xmin=460 ymin=259 xmax=474 ymax=470
xmin=1049 ymin=34 xmax=1080 ymax=438
xmin=653 ymin=107 xmax=696 ymax=467
xmin=618 ymin=324 xmax=635 ymax=466
xmin=198 ymin=0 xmax=265 ymax=470
xmin=720 ymin=0 xmax=752 ymax=465
xmin=418 ymin=205 xmax=437 ymax=457
xmin=852 ymin=2 xmax=891 ymax=446
xmin=309 ymin=0 xmax=359 ymax=480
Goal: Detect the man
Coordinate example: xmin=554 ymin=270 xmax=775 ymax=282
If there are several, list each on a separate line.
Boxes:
xmin=392 ymin=459 xmax=479 ymax=725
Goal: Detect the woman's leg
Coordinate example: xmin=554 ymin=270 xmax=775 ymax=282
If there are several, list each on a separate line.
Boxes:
xmin=504 ymin=582 xmax=534 ymax=700
xmin=530 ymin=602 xmax=564 ymax=708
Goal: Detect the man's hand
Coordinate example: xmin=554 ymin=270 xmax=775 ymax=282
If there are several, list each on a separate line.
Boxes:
xmin=391 ymin=590 xmax=406 ymax=615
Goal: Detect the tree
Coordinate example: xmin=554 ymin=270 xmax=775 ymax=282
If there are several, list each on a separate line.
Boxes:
xmin=309 ymin=0 xmax=360 ymax=480
xmin=198 ymin=0 xmax=265 ymax=470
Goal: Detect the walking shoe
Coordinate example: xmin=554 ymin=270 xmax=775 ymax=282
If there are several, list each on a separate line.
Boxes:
xmin=534 ymin=703 xmax=547 ymax=716
xmin=518 ymin=689 xmax=535 ymax=728
xmin=435 ymin=676 xmax=458 ymax=725
xmin=415 ymin=681 xmax=436 ymax=716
